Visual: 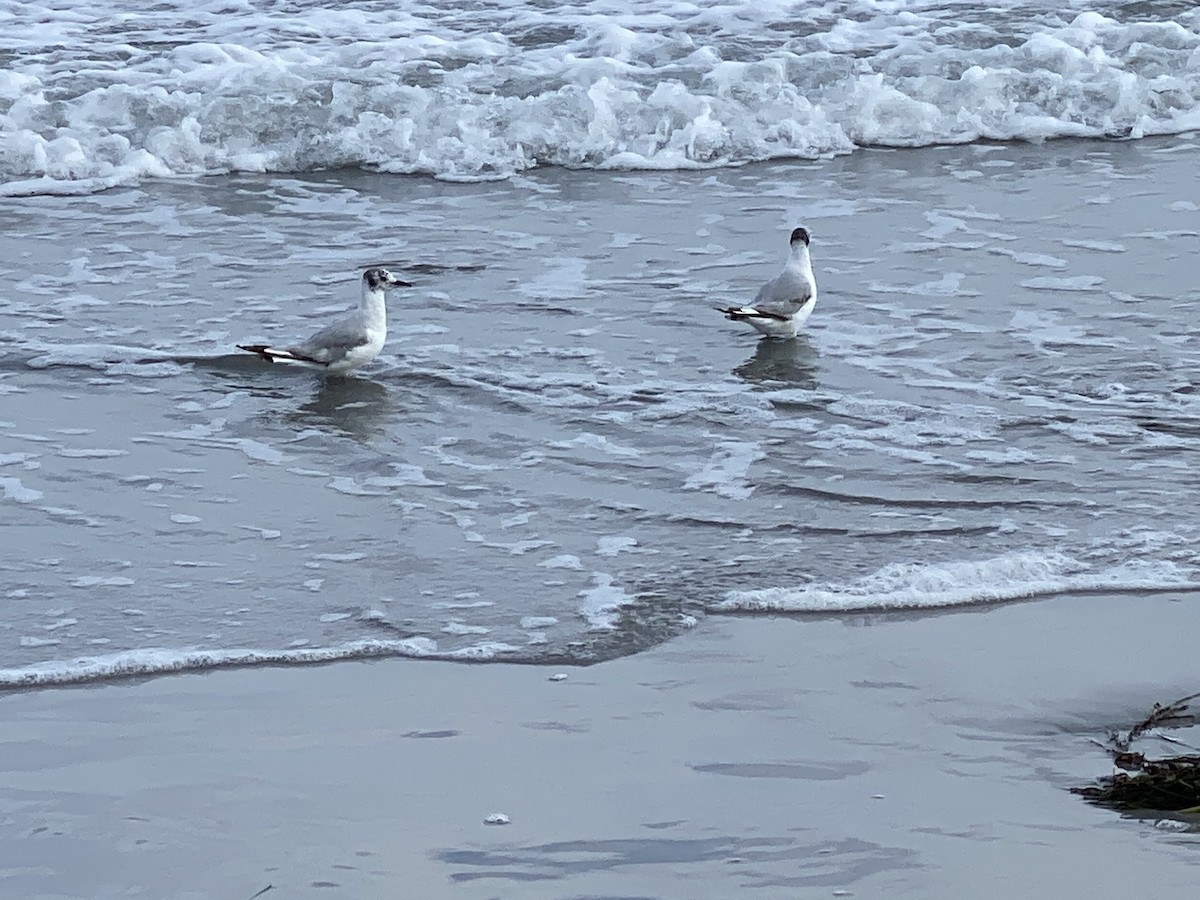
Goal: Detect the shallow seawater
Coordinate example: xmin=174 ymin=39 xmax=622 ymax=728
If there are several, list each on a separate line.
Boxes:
xmin=2 ymin=136 xmax=1200 ymax=683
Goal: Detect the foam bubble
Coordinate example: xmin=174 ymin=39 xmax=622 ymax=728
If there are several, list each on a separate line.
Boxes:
xmin=0 ymin=476 xmax=43 ymax=504
xmin=1020 ymin=276 xmax=1106 ymax=292
xmin=19 ymin=637 xmax=61 ymax=648
xmin=70 ymin=576 xmax=135 ymax=588
xmin=683 ymin=441 xmax=764 ymax=500
xmin=442 ymin=620 xmax=491 ymax=636
xmin=578 ymin=572 xmax=634 ymax=630
xmin=539 ymin=554 xmax=584 ymax=570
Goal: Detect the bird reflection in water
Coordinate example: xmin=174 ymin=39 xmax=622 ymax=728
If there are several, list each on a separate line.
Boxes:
xmin=287 ymin=375 xmax=393 ymax=441
xmin=202 ymin=356 xmax=395 ymax=442
xmin=733 ymin=335 xmax=820 ymax=390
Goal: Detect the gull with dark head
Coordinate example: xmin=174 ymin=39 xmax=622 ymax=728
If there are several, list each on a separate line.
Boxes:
xmin=238 ymin=267 xmax=411 ymax=373
xmin=717 ymin=227 xmax=817 ymax=339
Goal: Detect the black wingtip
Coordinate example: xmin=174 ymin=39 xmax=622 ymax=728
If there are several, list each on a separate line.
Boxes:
xmin=237 ymin=344 xmax=274 ymax=362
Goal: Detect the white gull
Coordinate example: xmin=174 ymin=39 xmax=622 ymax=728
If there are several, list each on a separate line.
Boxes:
xmin=717 ymin=227 xmax=817 ymax=339
xmin=238 ymin=267 xmax=410 ymax=373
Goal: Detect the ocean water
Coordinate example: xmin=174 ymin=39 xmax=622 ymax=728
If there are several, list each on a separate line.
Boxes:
xmin=2 ymin=0 xmax=1200 ymax=686
xmin=4 ymin=0 xmax=1200 ymax=193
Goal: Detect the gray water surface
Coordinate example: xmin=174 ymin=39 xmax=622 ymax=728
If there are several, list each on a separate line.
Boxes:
xmin=3 ymin=137 xmax=1200 ymax=681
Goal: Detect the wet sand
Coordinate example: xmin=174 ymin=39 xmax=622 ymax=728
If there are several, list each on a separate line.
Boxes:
xmin=2 ymin=590 xmax=1198 ymax=899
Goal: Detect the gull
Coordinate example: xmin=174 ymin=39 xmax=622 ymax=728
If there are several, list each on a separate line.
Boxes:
xmin=238 ymin=267 xmax=410 ymax=373
xmin=717 ymin=226 xmax=817 ymax=339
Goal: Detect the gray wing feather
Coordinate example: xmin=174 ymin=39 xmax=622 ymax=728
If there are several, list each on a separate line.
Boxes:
xmin=750 ymin=271 xmax=814 ymax=317
xmin=288 ymin=315 xmax=369 ymax=363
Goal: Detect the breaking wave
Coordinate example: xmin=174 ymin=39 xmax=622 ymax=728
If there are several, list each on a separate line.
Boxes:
xmin=3 ymin=1 xmax=1199 ymax=194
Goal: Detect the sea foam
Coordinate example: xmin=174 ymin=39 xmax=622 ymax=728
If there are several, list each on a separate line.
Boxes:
xmin=2 ymin=3 xmax=1198 ymax=195
xmin=0 ymin=638 xmax=525 ymax=689
xmin=713 ymin=552 xmax=1200 ymax=614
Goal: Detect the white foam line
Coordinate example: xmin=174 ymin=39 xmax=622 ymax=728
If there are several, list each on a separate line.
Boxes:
xmin=712 ymin=553 xmax=1200 ymax=614
xmin=0 ymin=638 xmax=526 ymax=689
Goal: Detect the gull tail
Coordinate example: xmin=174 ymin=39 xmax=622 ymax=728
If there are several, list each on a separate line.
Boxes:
xmin=716 ymin=306 xmax=790 ymax=323
xmin=236 ymin=344 xmax=329 ymax=367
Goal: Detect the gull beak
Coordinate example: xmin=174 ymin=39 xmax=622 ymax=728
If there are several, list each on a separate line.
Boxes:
xmin=386 ymin=274 xmax=412 ymax=288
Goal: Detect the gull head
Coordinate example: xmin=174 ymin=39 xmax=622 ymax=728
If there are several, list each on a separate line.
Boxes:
xmin=789 ymin=227 xmax=810 ymax=247
xmin=364 ymin=267 xmax=411 ymax=290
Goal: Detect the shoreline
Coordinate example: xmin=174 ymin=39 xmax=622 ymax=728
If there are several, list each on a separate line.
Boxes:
xmin=3 ymin=591 xmax=1198 ymax=899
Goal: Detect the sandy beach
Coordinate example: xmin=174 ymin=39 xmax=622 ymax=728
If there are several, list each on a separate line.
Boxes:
xmin=3 ymin=589 xmax=1198 ymax=899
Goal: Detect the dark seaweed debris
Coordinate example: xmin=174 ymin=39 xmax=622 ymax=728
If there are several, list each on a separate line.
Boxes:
xmin=1073 ymin=692 xmax=1200 ymax=813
